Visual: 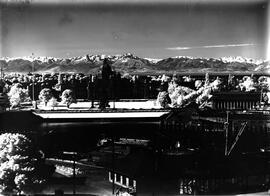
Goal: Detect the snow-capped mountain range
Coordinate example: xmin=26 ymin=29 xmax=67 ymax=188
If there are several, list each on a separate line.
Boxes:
xmin=0 ymin=53 xmax=268 ymax=74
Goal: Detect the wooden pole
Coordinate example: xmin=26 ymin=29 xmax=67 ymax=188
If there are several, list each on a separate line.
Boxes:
xmin=112 ymin=137 xmax=115 ymax=195
xmin=225 ymin=111 xmax=229 ymax=156
xmin=73 ymin=155 xmax=76 ymax=195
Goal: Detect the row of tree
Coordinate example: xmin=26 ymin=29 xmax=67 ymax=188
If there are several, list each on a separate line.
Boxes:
xmin=156 ymin=74 xmax=222 ymax=109
xmin=7 ymin=83 xmax=76 ymax=109
xmin=4 ymin=73 xmax=270 ymax=110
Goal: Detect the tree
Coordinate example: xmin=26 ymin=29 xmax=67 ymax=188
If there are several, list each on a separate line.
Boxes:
xmin=0 ymin=133 xmax=53 ymax=195
xmin=156 ymin=91 xmax=171 ymax=108
xmin=61 ymin=89 xmax=76 ymax=108
xmin=0 ymin=93 xmax=9 ymax=112
xmin=258 ymin=76 xmax=270 ymax=91
xmin=7 ymin=83 xmax=30 ymax=109
xmin=195 ymin=80 xmax=203 ymax=89
xmin=227 ymin=74 xmax=236 ymax=90
xmin=47 ymin=97 xmax=58 ymax=108
xmin=38 ymin=88 xmax=53 ymax=106
xmin=204 ymin=72 xmax=210 ymax=86
xmin=168 ymin=84 xmax=194 ymax=107
xmin=238 ymin=76 xmax=257 ymax=92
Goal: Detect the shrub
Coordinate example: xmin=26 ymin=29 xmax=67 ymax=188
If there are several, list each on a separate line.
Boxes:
xmin=38 ymin=88 xmax=53 ymax=106
xmin=47 ymin=97 xmax=58 ymax=107
xmin=156 ymin=91 xmax=171 ymax=108
xmin=7 ymin=83 xmax=30 ymax=109
xmin=61 ymin=89 xmax=76 ymax=108
xmin=238 ymin=76 xmax=256 ymax=92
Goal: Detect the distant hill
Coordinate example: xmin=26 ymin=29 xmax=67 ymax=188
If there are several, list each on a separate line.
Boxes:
xmin=254 ymin=60 xmax=270 ymax=73
xmin=0 ymin=54 xmax=266 ymax=75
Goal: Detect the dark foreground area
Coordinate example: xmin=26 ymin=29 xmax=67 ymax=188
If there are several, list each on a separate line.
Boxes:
xmin=0 ymin=109 xmax=270 ymax=195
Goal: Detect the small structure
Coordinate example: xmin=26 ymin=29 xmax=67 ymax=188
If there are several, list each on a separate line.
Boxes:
xmin=107 ymin=148 xmax=270 ymax=195
xmin=211 ymin=92 xmax=261 ymax=110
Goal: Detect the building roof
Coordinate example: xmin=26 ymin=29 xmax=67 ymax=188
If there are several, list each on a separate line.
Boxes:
xmin=33 ymin=110 xmax=170 ymax=120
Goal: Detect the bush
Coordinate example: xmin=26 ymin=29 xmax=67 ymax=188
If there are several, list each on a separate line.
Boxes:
xmin=7 ymin=84 xmax=30 ymax=109
xmin=168 ymin=84 xmax=194 ymax=106
xmin=157 ymin=91 xmax=171 ymax=108
xmin=61 ymin=89 xmax=76 ymax=108
xmin=0 ymin=133 xmax=53 ymax=194
xmin=39 ymin=88 xmax=53 ymax=106
xmin=47 ymin=97 xmax=58 ymax=107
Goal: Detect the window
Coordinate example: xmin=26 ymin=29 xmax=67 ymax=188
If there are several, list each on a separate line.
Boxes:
xmin=116 ymin=174 xmax=121 ymax=183
xmin=122 ymin=176 xmax=126 ymax=186
xmin=109 ymin=172 xmax=113 ymax=182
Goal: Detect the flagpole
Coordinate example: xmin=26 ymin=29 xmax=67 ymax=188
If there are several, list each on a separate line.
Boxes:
xmin=32 ymin=53 xmax=34 ymax=101
xmin=31 ymin=53 xmax=37 ymax=109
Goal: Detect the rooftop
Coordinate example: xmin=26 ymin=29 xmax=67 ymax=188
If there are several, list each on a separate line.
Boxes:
xmin=32 ymin=100 xmax=171 ymax=120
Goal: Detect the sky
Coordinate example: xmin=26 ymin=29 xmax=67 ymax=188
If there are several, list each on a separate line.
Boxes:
xmin=0 ymin=0 xmax=268 ymax=60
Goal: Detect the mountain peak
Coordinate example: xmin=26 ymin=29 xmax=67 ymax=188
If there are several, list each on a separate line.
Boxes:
xmin=0 ymin=54 xmax=266 ymax=74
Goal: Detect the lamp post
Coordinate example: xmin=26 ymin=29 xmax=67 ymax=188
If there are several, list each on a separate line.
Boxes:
xmin=112 ymin=137 xmax=115 ymax=195
xmin=63 ymin=151 xmax=77 ymax=195
xmin=224 ymin=111 xmax=229 ymax=156
xmin=32 ymin=53 xmax=34 ymax=100
xmin=91 ymin=75 xmax=95 ymax=108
